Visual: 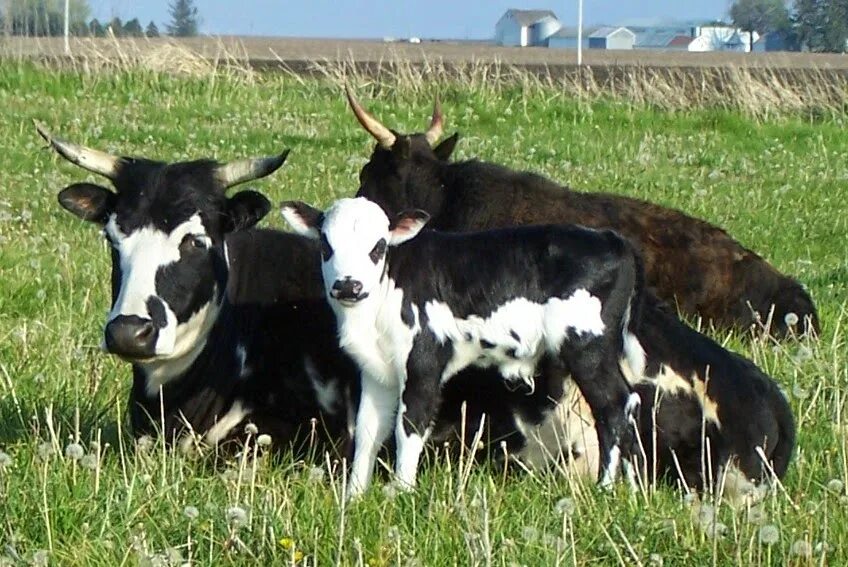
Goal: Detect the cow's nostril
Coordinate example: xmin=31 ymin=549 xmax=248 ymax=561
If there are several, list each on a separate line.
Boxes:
xmin=135 ymin=324 xmax=154 ymax=341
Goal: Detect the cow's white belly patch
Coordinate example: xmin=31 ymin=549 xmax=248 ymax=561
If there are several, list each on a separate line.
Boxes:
xmin=425 ymin=289 xmax=605 ymax=387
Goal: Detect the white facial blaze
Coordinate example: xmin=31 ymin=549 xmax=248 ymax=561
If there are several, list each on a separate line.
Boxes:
xmin=319 ymin=198 xmax=392 ymax=302
xmin=105 ymin=213 xmax=213 ymax=358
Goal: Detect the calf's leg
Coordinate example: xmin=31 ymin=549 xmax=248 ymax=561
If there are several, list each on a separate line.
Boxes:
xmin=349 ymin=376 xmax=397 ymax=499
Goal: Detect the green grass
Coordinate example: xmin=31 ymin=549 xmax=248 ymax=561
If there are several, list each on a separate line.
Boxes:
xmin=1 ymin=61 xmax=847 ymax=565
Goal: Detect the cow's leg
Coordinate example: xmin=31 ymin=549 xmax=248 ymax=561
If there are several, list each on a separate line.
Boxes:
xmin=394 ymin=350 xmax=442 ymax=490
xmin=349 ymin=376 xmax=396 ymax=499
xmin=565 ymin=340 xmax=640 ymax=488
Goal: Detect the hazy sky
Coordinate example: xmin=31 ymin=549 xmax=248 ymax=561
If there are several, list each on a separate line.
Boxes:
xmin=89 ymin=1 xmax=734 ymax=39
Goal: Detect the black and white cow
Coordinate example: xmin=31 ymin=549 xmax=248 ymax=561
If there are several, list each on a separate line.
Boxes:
xmin=281 ymin=197 xmax=644 ymax=497
xmin=39 ymin=123 xmax=359 ymax=454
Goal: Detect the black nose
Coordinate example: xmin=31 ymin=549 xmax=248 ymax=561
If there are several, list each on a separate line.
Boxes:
xmin=332 ymin=279 xmax=364 ymax=301
xmin=104 ymin=315 xmax=158 ymax=359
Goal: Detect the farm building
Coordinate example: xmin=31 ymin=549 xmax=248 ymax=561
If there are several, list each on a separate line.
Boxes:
xmin=688 ymin=25 xmax=755 ymax=52
xmin=495 ymin=9 xmax=560 ymax=47
xmin=588 ymin=27 xmax=636 ymax=50
xmin=634 ymin=31 xmax=690 ymax=50
xmin=752 ymin=31 xmax=795 ymax=52
xmin=546 ymin=26 xmax=594 ymax=49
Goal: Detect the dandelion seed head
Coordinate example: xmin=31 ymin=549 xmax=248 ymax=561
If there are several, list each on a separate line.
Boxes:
xmin=81 ymin=454 xmax=98 ymax=470
xmin=0 ymin=450 xmax=12 ymax=470
xmin=784 ymin=312 xmax=799 ymax=326
xmin=746 ymin=505 xmax=766 ymax=525
xmin=225 ymin=505 xmax=248 ymax=527
xmin=244 ymin=423 xmax=258 ymax=436
xmin=792 ymin=384 xmax=809 ymax=400
xmin=521 ymin=526 xmax=539 ymax=542
xmin=814 ymin=541 xmax=831 ymax=554
xmin=554 ymin=497 xmax=575 ymax=516
xmin=183 ymin=505 xmax=199 ymax=520
xmin=136 ymin=435 xmax=154 ymax=453
xmin=257 ymin=434 xmax=272 ymax=447
xmin=790 ymin=539 xmax=812 ymax=557
xmin=307 ymin=466 xmax=325 ymax=483
xmin=387 ymin=525 xmax=400 ymax=541
xmin=758 ymin=524 xmax=780 ymax=545
xmin=65 ymin=443 xmax=85 ymax=461
xmin=32 ymin=550 xmax=48 ymax=567
xmin=827 ymin=479 xmax=844 ymax=493
xmin=37 ymin=442 xmax=54 ymax=461
xmin=648 ymin=554 xmax=664 ymax=566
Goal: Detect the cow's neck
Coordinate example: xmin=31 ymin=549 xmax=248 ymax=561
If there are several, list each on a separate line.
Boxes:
xmin=332 ymin=274 xmax=414 ymax=388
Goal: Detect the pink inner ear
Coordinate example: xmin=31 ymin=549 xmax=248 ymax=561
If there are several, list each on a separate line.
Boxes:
xmin=393 ymin=217 xmax=418 ymax=236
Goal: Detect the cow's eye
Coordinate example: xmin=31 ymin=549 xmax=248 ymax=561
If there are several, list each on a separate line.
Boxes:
xmin=320 ymin=233 xmax=334 ymax=260
xmin=369 ymin=238 xmax=387 ymax=264
xmin=181 ymin=234 xmax=208 ymax=251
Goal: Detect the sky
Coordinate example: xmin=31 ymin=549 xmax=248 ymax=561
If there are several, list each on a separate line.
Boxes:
xmin=89 ymin=1 xmax=735 ymax=40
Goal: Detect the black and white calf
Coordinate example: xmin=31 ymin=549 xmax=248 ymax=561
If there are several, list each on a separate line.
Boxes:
xmin=282 ymin=197 xmax=644 ymax=496
xmin=39 ymin=123 xmax=358 ymax=453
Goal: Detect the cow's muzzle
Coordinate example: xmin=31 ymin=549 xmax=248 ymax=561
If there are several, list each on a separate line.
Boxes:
xmin=104 ymin=315 xmax=158 ymax=360
xmin=331 ymin=278 xmax=368 ymax=304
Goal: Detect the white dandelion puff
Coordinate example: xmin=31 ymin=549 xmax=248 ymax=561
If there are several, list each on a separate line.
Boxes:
xmin=792 ymin=384 xmax=809 ymax=400
xmin=257 ymin=434 xmax=272 ymax=447
xmin=790 ymin=540 xmax=812 ymax=557
xmin=183 ymin=505 xmax=200 ymax=520
xmin=521 ymin=526 xmax=539 ymax=542
xmin=387 ymin=525 xmax=400 ymax=541
xmin=554 ymin=497 xmax=576 ymax=516
xmin=648 ymin=554 xmax=664 ymax=566
xmin=37 ymin=442 xmax=54 ymax=461
xmin=826 ymin=479 xmax=844 ymax=493
xmin=0 ymin=450 xmax=12 ymax=470
xmin=226 ymin=506 xmax=248 ymax=528
xmin=136 ymin=435 xmax=154 ymax=453
xmin=64 ymin=442 xmax=84 ymax=461
xmin=81 ymin=454 xmax=98 ymax=470
xmin=244 ymin=423 xmax=258 ymax=436
xmin=307 ymin=466 xmax=325 ymax=483
xmin=784 ymin=312 xmax=799 ymax=327
xmin=746 ymin=505 xmax=766 ymax=525
xmin=32 ymin=550 xmax=48 ymax=567
xmin=758 ymin=524 xmax=780 ymax=545
xmin=381 ymin=483 xmax=398 ymax=500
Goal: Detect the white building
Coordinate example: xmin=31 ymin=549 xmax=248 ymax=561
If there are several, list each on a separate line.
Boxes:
xmin=495 ymin=9 xmax=559 ymax=47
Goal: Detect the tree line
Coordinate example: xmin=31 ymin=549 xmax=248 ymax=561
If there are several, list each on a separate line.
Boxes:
xmin=0 ymin=0 xmax=198 ymax=38
xmin=731 ymin=0 xmax=848 ymax=52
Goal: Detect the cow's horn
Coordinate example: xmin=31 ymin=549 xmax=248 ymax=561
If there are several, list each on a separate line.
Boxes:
xmin=34 ymin=121 xmax=122 ymax=180
xmin=424 ymin=96 xmax=443 ymax=146
xmin=345 ymin=85 xmax=397 ymax=149
xmin=216 ymin=149 xmax=290 ymax=190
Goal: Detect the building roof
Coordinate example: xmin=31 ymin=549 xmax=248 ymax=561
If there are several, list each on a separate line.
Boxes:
xmin=589 ymin=26 xmax=635 ymax=39
xmin=504 ymin=9 xmax=558 ymax=26
xmin=667 ymin=34 xmax=693 ymax=47
xmin=549 ymin=26 xmax=599 ymax=39
xmin=634 ymin=30 xmax=680 ymax=48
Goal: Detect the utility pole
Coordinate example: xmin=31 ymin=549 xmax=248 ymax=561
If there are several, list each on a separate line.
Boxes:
xmin=577 ymin=0 xmax=583 ymax=66
xmin=64 ymin=0 xmax=70 ymax=54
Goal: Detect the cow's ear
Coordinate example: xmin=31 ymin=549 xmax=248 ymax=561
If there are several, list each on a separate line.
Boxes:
xmin=227 ymin=189 xmax=271 ymax=231
xmin=58 ymin=183 xmax=116 ymax=224
xmin=388 ymin=209 xmax=429 ymax=245
xmin=280 ymin=200 xmax=323 ymax=238
xmin=433 ymin=132 xmax=459 ymax=161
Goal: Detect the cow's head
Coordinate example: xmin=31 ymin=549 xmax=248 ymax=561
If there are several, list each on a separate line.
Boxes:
xmin=281 ymin=197 xmax=428 ymax=306
xmin=39 ymin=122 xmax=287 ymax=368
xmin=347 ymin=87 xmax=459 ymax=219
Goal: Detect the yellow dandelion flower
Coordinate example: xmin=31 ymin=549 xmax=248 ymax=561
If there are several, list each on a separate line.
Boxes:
xmin=293 ymin=550 xmax=304 ymax=562
xmin=279 ymin=537 xmax=295 ymax=550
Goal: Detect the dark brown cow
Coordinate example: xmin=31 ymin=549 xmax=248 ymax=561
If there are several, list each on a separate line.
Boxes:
xmin=347 ymin=90 xmax=818 ymax=338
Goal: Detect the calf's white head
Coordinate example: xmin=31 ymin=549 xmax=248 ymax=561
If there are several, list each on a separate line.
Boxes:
xmin=281 ymin=197 xmax=429 ymax=306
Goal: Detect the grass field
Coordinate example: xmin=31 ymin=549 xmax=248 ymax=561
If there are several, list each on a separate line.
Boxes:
xmin=0 ymin=59 xmax=847 ymax=565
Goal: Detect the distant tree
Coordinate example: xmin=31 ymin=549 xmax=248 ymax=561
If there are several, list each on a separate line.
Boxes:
xmin=88 ymin=17 xmax=104 ymax=37
xmin=166 ymin=0 xmax=198 ymax=37
xmin=107 ymin=16 xmax=122 ymax=36
xmin=6 ymin=0 xmax=89 ymax=37
xmin=793 ymin=0 xmax=848 ymax=51
xmin=730 ymin=0 xmax=791 ymax=50
xmin=145 ymin=20 xmax=159 ymax=37
xmin=122 ymin=17 xmax=142 ymax=37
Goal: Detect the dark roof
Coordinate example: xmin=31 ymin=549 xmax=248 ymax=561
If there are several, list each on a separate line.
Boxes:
xmin=505 ymin=9 xmax=558 ymax=26
xmin=667 ymin=35 xmax=692 ymax=47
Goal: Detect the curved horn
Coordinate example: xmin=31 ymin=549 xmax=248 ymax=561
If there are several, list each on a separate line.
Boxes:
xmin=424 ymin=96 xmax=443 ymax=146
xmin=216 ymin=149 xmax=290 ymax=190
xmin=345 ymin=85 xmax=396 ymax=149
xmin=34 ymin=121 xmax=122 ymax=180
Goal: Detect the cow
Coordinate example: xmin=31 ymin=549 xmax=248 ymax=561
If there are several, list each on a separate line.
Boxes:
xmin=37 ymin=122 xmax=360 ymax=455
xmin=346 ymin=89 xmax=818 ymax=338
xmin=281 ymin=196 xmax=645 ymax=497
